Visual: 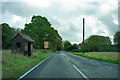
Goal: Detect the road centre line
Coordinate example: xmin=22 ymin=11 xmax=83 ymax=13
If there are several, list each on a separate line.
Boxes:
xmin=96 ymin=63 xmax=100 ymax=64
xmin=62 ymin=53 xmax=65 ymax=55
xmin=62 ymin=53 xmax=70 ymax=61
xmin=73 ymin=64 xmax=89 ymax=80
xmin=105 ymin=66 xmax=112 ymax=68
xmin=90 ymin=60 xmax=93 ymax=62
xmin=17 ymin=54 xmax=53 ymax=80
xmin=96 ymin=62 xmax=100 ymax=64
xmin=66 ymin=56 xmax=70 ymax=61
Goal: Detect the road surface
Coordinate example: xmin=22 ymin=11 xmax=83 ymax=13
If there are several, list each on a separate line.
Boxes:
xmin=20 ymin=51 xmax=118 ymax=79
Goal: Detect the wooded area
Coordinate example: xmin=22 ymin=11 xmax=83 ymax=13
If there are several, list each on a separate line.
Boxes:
xmin=63 ymin=34 xmax=120 ymax=52
xmin=1 ymin=15 xmax=63 ymax=51
xmin=1 ymin=15 xmax=120 ymax=52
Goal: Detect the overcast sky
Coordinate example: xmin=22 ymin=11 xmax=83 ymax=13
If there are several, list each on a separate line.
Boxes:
xmin=1 ymin=0 xmax=119 ymax=44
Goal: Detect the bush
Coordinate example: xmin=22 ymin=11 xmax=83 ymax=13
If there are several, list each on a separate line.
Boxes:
xmin=71 ymin=49 xmax=81 ymax=52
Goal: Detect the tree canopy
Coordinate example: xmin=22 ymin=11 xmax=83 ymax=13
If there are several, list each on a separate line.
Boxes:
xmin=114 ymin=32 xmax=120 ymax=51
xmin=1 ymin=15 xmax=63 ymax=51
xmin=1 ymin=23 xmax=17 ymax=49
xmin=80 ymin=35 xmax=112 ymax=52
xmin=114 ymin=32 xmax=120 ymax=45
xmin=63 ymin=41 xmax=78 ymax=51
xmin=1 ymin=15 xmax=118 ymax=52
xmin=21 ymin=15 xmax=63 ymax=51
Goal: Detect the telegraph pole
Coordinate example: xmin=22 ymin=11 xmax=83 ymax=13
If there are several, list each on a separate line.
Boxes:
xmin=83 ymin=18 xmax=85 ymax=54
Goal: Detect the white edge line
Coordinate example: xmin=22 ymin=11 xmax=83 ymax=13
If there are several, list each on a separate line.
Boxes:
xmin=17 ymin=54 xmax=53 ymax=80
xmin=73 ymin=64 xmax=89 ymax=80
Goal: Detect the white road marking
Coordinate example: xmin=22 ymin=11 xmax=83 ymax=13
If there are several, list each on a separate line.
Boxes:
xmin=62 ymin=52 xmax=70 ymax=61
xmin=93 ymin=61 xmax=100 ymax=64
xmin=66 ymin=57 xmax=70 ymax=61
xmin=90 ymin=60 xmax=92 ymax=62
xmin=62 ymin=52 xmax=64 ymax=55
xmin=105 ymin=66 xmax=112 ymax=68
xmin=96 ymin=62 xmax=100 ymax=64
xmin=73 ymin=64 xmax=89 ymax=80
xmin=17 ymin=54 xmax=53 ymax=80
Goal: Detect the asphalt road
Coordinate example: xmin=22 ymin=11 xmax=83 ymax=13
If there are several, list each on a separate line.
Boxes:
xmin=21 ymin=51 xmax=118 ymax=79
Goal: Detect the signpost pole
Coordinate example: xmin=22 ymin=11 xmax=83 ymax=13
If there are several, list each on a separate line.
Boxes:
xmin=83 ymin=18 xmax=85 ymax=55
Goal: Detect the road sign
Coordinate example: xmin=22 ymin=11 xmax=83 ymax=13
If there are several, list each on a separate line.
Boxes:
xmin=44 ymin=41 xmax=48 ymax=48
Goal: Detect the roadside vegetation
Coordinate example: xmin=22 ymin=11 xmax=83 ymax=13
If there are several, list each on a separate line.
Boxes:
xmin=63 ymin=33 xmax=120 ymax=64
xmin=2 ymin=50 xmax=54 ymax=78
xmin=1 ymin=15 xmax=63 ymax=51
xmin=68 ymin=52 xmax=120 ymax=64
xmin=1 ymin=14 xmax=120 ymax=78
xmin=63 ymin=34 xmax=120 ymax=52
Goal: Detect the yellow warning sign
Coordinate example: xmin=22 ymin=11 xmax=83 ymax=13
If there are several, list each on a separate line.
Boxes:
xmin=44 ymin=41 xmax=48 ymax=48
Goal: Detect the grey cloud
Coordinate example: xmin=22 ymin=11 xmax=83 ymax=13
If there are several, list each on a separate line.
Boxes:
xmin=2 ymin=2 xmax=40 ymax=18
xmin=1 ymin=1 xmax=118 ymax=44
xmin=97 ymin=13 xmax=118 ymax=35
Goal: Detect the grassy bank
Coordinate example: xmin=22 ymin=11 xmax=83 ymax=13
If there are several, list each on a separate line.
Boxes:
xmin=2 ymin=50 xmax=54 ymax=78
xmin=68 ymin=52 xmax=120 ymax=64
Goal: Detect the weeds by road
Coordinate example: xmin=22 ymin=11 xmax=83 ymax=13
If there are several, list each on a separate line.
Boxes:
xmin=68 ymin=52 xmax=120 ymax=64
xmin=2 ymin=50 xmax=54 ymax=78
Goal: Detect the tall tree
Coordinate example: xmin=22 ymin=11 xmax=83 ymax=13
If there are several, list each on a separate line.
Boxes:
xmin=1 ymin=23 xmax=16 ymax=49
xmin=55 ymin=30 xmax=63 ymax=50
xmin=114 ymin=32 xmax=120 ymax=51
xmin=114 ymin=32 xmax=120 ymax=45
xmin=80 ymin=35 xmax=112 ymax=52
xmin=21 ymin=15 xmax=62 ymax=50
xmin=63 ymin=40 xmax=72 ymax=51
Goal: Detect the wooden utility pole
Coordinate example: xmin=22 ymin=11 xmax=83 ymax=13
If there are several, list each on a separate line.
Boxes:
xmin=83 ymin=18 xmax=85 ymax=54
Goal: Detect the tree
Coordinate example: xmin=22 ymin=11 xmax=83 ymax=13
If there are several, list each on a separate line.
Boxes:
xmin=55 ymin=30 xmax=63 ymax=50
xmin=73 ymin=43 xmax=78 ymax=46
xmin=63 ymin=41 xmax=79 ymax=51
xmin=68 ymin=45 xmax=78 ymax=51
xmin=1 ymin=23 xmax=17 ymax=49
xmin=114 ymin=32 xmax=120 ymax=51
xmin=21 ymin=15 xmax=62 ymax=50
xmin=80 ymin=35 xmax=112 ymax=52
xmin=114 ymin=32 xmax=120 ymax=45
xmin=71 ymin=43 xmax=78 ymax=51
xmin=63 ymin=40 xmax=72 ymax=51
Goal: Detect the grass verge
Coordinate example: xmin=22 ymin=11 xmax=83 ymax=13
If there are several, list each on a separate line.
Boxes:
xmin=2 ymin=50 xmax=54 ymax=78
xmin=67 ymin=52 xmax=120 ymax=64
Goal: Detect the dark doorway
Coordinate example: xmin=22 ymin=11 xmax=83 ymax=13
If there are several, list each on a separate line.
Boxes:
xmin=28 ymin=42 xmax=31 ymax=56
xmin=16 ymin=42 xmax=21 ymax=48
